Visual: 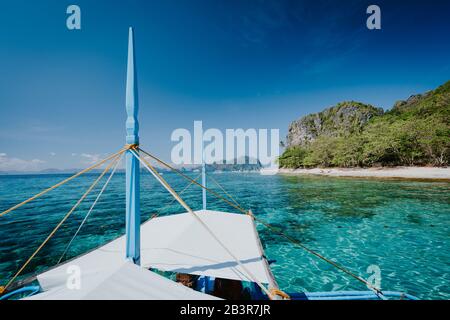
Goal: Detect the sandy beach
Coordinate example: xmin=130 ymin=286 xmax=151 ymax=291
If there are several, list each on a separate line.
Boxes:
xmin=278 ymin=167 xmax=450 ymax=181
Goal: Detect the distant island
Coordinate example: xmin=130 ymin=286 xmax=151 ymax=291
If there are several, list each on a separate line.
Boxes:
xmin=192 ymin=156 xmax=262 ymax=173
xmin=279 ymin=80 xmax=450 ymax=170
xmin=0 ymin=157 xmax=262 ymax=176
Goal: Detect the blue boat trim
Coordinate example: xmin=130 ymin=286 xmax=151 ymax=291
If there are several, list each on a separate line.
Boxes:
xmin=0 ymin=285 xmax=40 ymax=300
xmin=289 ymin=291 xmax=419 ymax=300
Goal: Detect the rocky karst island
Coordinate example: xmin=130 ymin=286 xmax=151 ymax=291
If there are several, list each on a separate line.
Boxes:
xmin=279 ymin=81 xmax=450 ymax=180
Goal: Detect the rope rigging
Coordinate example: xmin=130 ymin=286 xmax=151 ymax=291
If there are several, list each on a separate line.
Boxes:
xmin=137 ymin=146 xmax=385 ymax=297
xmin=57 ymin=154 xmax=124 ymax=264
xmin=147 ymin=173 xmax=202 ymax=221
xmin=208 ymin=174 xmax=242 ymax=209
xmin=129 ymin=148 xmax=277 ymax=300
xmin=0 ymin=143 xmax=384 ymax=299
xmin=138 ymin=147 xmax=249 ymax=215
xmin=0 ymin=151 xmax=124 ymax=294
xmin=0 ymin=148 xmax=127 ymax=218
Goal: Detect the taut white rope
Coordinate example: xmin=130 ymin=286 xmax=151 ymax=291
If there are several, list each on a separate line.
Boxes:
xmin=57 ymin=154 xmax=124 ymax=264
xmin=129 ymin=150 xmax=274 ymax=299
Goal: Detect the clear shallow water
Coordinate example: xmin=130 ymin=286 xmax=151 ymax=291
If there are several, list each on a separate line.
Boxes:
xmin=0 ymin=172 xmax=449 ymax=299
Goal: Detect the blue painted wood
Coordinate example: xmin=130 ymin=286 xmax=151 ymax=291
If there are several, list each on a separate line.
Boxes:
xmin=125 ymin=27 xmax=140 ymax=265
xmin=288 ymin=291 xmax=419 ymax=300
xmin=0 ymin=286 xmax=40 ymax=300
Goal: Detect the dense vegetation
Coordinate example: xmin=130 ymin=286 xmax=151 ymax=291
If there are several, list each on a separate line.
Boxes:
xmin=279 ymin=81 xmax=450 ymax=168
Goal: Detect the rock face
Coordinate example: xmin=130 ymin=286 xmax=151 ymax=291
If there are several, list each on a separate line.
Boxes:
xmin=286 ymin=101 xmax=383 ymax=147
xmin=388 ymin=81 xmax=450 ymax=121
xmin=392 ymin=93 xmax=430 ymax=113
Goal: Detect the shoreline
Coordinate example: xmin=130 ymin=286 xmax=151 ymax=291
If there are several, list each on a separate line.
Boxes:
xmin=277 ymin=166 xmax=450 ymax=181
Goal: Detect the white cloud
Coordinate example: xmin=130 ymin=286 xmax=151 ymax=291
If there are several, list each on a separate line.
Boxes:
xmin=71 ymin=153 xmax=77 ymax=157
xmin=50 ymin=152 xmax=56 ymax=156
xmin=0 ymin=153 xmax=46 ymax=172
xmin=80 ymin=153 xmax=101 ymax=165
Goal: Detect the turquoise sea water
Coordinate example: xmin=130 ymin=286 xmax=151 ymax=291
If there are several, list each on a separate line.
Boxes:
xmin=0 ymin=172 xmax=449 ymax=299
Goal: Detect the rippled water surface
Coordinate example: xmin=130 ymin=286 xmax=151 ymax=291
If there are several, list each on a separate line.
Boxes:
xmin=0 ymin=172 xmax=449 ymax=299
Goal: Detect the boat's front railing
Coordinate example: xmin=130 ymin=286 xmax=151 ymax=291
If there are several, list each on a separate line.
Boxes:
xmin=0 ymin=286 xmax=41 ymax=301
xmin=289 ymin=291 xmax=419 ymax=300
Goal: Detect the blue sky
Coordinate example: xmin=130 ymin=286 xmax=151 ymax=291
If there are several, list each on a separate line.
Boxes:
xmin=0 ymin=0 xmax=449 ymax=171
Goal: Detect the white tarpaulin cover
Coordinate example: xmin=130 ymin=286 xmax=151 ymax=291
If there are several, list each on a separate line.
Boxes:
xmin=28 ymin=210 xmax=271 ymax=299
xmin=27 ymin=255 xmax=218 ymax=300
xmin=136 ymin=210 xmax=271 ymax=283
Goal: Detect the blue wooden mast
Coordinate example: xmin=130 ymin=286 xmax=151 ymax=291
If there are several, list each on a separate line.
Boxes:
xmin=125 ymin=27 xmax=140 ymax=264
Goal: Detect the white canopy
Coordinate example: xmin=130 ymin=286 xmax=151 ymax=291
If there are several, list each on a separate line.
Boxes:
xmin=137 ymin=210 xmax=272 ymax=284
xmin=27 ymin=210 xmax=272 ymax=299
xmin=26 ymin=251 xmax=218 ymax=300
